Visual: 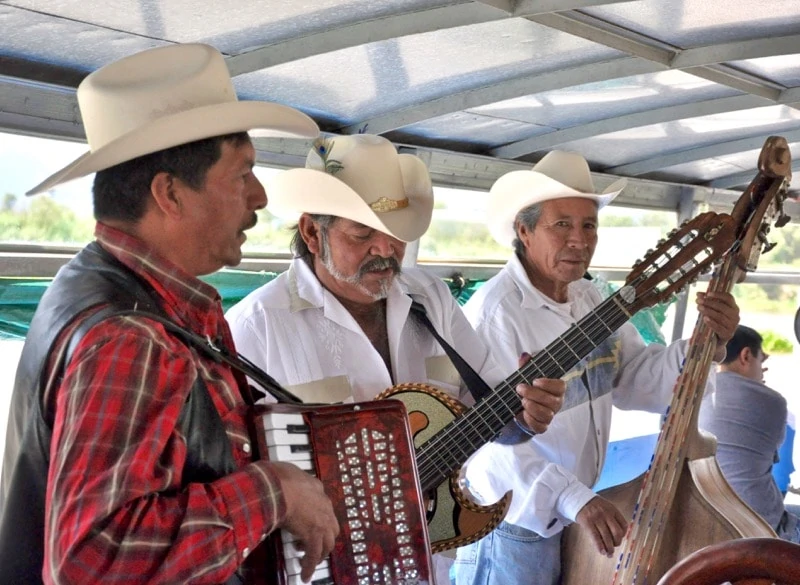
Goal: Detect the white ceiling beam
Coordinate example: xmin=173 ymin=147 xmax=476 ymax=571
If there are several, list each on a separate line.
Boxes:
xmin=708 ymin=164 xmax=800 ymax=189
xmin=527 ymin=11 xmax=788 ymax=100
xmin=226 ymin=0 xmax=638 ymax=77
xmin=682 ymin=65 xmax=783 ymax=101
xmin=339 ymin=56 xmax=663 ymax=134
xmin=670 ymin=35 xmax=800 ymax=69
xmin=606 ymin=128 xmax=800 ymax=176
xmin=491 ymin=94 xmax=769 ymax=159
xmin=512 ymin=0 xmax=633 ymax=15
xmin=225 ymin=2 xmax=511 ymax=77
xmin=527 ymin=11 xmax=676 ymax=65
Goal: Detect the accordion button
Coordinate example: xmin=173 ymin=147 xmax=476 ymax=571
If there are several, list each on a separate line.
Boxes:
xmin=242 ymin=547 xmax=251 ymax=558
xmin=243 ymin=442 xmax=252 ymax=454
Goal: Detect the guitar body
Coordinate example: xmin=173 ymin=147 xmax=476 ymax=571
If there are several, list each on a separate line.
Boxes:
xmin=377 ymin=383 xmax=512 ymax=553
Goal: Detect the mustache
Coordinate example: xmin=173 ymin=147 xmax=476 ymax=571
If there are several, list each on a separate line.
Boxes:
xmin=358 ymin=256 xmax=401 ymax=276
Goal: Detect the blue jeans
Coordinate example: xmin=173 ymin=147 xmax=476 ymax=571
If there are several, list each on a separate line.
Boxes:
xmin=777 ymin=504 xmax=800 ymax=544
xmin=453 ymin=522 xmax=560 ymax=585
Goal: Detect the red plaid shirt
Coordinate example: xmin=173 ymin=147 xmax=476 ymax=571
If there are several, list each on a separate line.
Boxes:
xmin=42 ymin=223 xmax=285 ymax=584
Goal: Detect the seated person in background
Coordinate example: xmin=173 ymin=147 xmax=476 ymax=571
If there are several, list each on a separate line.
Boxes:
xmin=0 ymin=43 xmax=338 ymax=585
xmin=226 ymin=133 xmax=567 ymax=584
xmin=698 ymin=325 xmax=800 ymax=543
xmin=453 ymin=150 xmax=740 ymax=585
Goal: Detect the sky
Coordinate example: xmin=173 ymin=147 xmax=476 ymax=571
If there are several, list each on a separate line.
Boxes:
xmin=0 ymin=131 xmax=95 ymax=216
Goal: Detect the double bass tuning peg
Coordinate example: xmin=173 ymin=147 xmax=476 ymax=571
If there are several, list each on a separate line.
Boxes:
xmin=775 ymin=213 xmax=791 ymax=228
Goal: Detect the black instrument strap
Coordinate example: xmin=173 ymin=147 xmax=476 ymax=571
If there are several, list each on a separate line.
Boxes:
xmin=408 ymin=300 xmax=493 ymax=402
xmin=97 ymin=309 xmax=304 ymax=405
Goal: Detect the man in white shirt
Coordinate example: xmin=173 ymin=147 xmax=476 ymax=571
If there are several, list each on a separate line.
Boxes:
xmin=226 ymin=134 xmax=566 ymax=584
xmin=454 ymin=151 xmax=740 ymax=585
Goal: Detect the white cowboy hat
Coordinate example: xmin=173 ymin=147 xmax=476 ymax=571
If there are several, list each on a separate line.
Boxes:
xmin=487 ymin=150 xmax=627 ymax=247
xmin=27 ymin=43 xmax=319 ymax=196
xmin=267 ymin=134 xmax=434 ymax=242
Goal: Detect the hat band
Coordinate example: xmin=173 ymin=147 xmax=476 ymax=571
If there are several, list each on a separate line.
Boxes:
xmin=370 ymin=196 xmax=409 ymax=213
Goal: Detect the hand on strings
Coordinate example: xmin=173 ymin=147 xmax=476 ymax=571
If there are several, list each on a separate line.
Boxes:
xmin=696 ymin=291 xmax=740 ymax=362
xmin=575 ymin=495 xmax=628 ymax=557
xmin=515 ymin=352 xmax=565 ymax=434
xmin=269 ymin=461 xmax=340 ymax=583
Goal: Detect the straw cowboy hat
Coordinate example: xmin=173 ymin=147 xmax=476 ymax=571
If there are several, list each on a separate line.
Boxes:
xmin=268 ymin=134 xmax=434 ymax=242
xmin=487 ymin=150 xmax=627 ymax=247
xmin=27 ymin=43 xmax=319 ymax=196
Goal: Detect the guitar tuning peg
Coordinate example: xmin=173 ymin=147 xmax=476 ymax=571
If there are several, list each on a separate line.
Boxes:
xmin=762 ymin=241 xmax=777 ymax=254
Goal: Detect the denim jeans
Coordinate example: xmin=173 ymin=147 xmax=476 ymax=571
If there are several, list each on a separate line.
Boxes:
xmin=453 ymin=522 xmax=561 ymax=585
xmin=777 ymin=504 xmax=800 ymax=544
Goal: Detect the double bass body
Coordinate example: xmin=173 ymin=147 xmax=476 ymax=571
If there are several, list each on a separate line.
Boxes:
xmin=561 ymin=432 xmax=775 ymax=585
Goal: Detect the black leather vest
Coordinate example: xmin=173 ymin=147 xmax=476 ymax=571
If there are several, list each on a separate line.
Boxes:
xmin=0 ymin=242 xmax=242 ymax=584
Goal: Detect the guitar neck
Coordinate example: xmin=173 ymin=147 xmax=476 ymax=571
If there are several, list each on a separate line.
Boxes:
xmin=416 ymin=289 xmax=635 ymax=492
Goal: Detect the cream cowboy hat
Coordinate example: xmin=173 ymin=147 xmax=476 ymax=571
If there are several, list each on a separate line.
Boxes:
xmin=27 ymin=43 xmax=319 ymax=196
xmin=268 ymin=134 xmax=434 ymax=242
xmin=487 ymin=150 xmax=627 ymax=247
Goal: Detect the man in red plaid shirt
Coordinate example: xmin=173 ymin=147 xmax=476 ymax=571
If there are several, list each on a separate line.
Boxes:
xmin=0 ymin=43 xmax=338 ymax=584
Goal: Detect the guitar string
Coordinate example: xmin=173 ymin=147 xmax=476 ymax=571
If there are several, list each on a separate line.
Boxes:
xmin=415 ymin=288 xmax=635 ymax=488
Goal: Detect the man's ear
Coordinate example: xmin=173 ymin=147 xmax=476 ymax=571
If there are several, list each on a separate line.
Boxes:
xmin=149 ymin=172 xmax=184 ymax=219
xmin=739 ymin=346 xmax=753 ymax=365
xmin=298 ymin=213 xmax=323 ymax=255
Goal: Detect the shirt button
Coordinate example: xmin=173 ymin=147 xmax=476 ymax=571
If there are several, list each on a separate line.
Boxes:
xmin=242 ymin=547 xmax=251 ymax=558
xmin=243 ymin=442 xmax=251 ymax=454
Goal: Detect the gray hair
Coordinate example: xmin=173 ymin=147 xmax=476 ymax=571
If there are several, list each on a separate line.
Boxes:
xmin=289 ymin=214 xmax=338 ymax=259
xmin=511 ymin=203 xmax=543 ymax=257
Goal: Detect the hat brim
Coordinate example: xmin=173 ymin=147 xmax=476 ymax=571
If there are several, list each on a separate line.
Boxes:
xmin=268 ymin=168 xmax=433 ymax=242
xmin=27 ymin=101 xmax=319 ymax=195
xmin=488 ymin=171 xmax=626 ymax=247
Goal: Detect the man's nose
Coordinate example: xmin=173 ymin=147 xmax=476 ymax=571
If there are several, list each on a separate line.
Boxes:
xmin=249 ymin=175 xmax=268 ymax=210
xmin=566 ymin=227 xmax=589 ymax=248
xmin=370 ymin=232 xmax=401 ymax=257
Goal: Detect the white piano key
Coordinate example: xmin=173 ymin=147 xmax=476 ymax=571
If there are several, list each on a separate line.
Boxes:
xmin=268 ymin=444 xmax=312 ymax=462
xmin=261 ymin=412 xmax=306 ymax=430
xmin=286 ymin=565 xmax=332 ymax=585
xmin=285 ymin=557 xmax=329 ymax=575
xmin=266 ymin=428 xmax=310 ymax=446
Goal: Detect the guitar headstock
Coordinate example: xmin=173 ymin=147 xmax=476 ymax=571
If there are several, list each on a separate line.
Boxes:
xmin=621 ymin=211 xmax=737 ymax=312
xmin=730 ymin=136 xmax=793 ymax=274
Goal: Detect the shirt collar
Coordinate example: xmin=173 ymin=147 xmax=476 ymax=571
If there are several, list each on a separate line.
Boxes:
xmin=94 ymin=222 xmax=222 ymax=326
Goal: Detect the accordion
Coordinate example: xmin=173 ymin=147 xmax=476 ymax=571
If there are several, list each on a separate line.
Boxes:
xmin=252 ymin=400 xmax=433 ymax=585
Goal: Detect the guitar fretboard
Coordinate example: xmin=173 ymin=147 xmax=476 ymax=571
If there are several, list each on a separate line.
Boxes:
xmin=415 ymin=287 xmax=636 ymax=492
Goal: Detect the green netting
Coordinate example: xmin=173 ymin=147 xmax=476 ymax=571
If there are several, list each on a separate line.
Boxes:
xmin=591 ymin=276 xmax=672 ymax=346
xmin=0 ymin=271 xmax=280 ymax=340
xmin=0 ymin=271 xmax=673 ymax=344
